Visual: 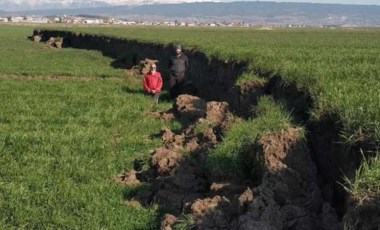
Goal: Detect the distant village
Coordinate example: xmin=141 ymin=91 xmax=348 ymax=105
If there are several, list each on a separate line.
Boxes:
xmin=0 ymin=15 xmax=247 ymax=26
xmin=0 ymin=14 xmax=348 ymax=28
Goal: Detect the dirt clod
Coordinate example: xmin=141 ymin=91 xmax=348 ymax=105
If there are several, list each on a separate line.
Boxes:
xmin=114 ymin=169 xmax=141 ymax=186
xmin=175 ymin=95 xmax=207 ymax=124
xmin=151 ymin=147 xmax=182 ymax=175
xmin=161 ymin=214 xmax=177 ymax=230
xmin=139 ymin=58 xmax=159 ymax=75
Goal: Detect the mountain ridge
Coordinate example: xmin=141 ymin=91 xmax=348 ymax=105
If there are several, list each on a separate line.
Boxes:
xmin=0 ymin=0 xmax=209 ymax=11
xmin=5 ymin=1 xmax=380 ymax=26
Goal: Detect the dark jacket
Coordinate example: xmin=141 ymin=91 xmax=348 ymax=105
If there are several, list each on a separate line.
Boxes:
xmin=169 ymin=53 xmax=188 ymax=77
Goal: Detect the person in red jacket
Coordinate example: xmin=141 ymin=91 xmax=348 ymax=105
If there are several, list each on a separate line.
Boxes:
xmin=143 ymin=63 xmax=163 ymax=104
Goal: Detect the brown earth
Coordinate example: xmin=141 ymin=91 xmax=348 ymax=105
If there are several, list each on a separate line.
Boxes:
xmin=115 ymin=95 xmax=342 ymax=230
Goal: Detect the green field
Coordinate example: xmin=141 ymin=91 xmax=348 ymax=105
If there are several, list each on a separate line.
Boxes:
xmin=38 ymin=26 xmax=380 ymax=143
xmin=0 ymin=78 xmax=173 ymax=229
xmin=0 ymin=25 xmax=176 ymax=229
xmin=0 ymin=25 xmax=124 ymax=78
xmin=0 ymin=24 xmax=379 ymax=228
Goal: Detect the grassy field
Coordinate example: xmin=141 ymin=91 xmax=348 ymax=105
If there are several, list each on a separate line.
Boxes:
xmin=41 ymin=25 xmax=380 ymax=206
xmin=39 ymin=26 xmax=380 ymax=143
xmin=0 ymin=24 xmax=125 ymax=78
xmin=43 ymin=24 xmax=380 ymax=203
xmin=0 ymin=24 xmax=379 ymax=228
xmin=0 ymin=78 xmax=174 ymax=229
xmin=0 ymin=24 xmax=177 ymax=229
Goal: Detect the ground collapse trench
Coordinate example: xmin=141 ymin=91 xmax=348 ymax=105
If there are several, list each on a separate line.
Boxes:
xmin=32 ymin=29 xmax=379 ymax=229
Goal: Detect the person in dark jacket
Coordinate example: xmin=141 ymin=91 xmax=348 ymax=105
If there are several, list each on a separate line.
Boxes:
xmin=143 ymin=63 xmax=163 ymax=104
xmin=169 ymin=44 xmax=188 ymax=98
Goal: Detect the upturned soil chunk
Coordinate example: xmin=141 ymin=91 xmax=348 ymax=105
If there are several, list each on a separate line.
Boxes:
xmin=114 ymin=170 xmax=141 ymax=186
xmin=206 ymin=101 xmax=229 ymax=124
xmin=139 ymin=58 xmax=159 ymax=75
xmin=234 ymin=128 xmax=342 ymax=230
xmin=33 ymin=35 xmax=42 ymax=42
xmin=191 ymin=196 xmax=231 ymax=229
xmin=175 ymin=95 xmax=207 ymax=124
xmin=54 ymin=40 xmax=63 ymax=48
xmin=113 ymin=170 xmax=141 ymax=186
xmin=151 ymin=147 xmax=182 ymax=175
xmin=161 ymin=214 xmax=177 ymax=230
xmin=45 ymin=37 xmax=55 ymax=47
xmin=174 ymin=128 xmax=341 ymax=230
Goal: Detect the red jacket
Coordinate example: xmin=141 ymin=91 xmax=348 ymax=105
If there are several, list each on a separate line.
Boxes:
xmin=143 ymin=71 xmax=163 ymax=93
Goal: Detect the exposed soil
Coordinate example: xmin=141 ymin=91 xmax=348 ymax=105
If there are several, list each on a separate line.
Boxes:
xmin=115 ymin=95 xmax=342 ymax=230
xmin=32 ymin=30 xmax=379 ymax=229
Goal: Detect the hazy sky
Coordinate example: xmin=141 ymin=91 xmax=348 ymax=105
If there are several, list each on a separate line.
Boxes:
xmin=234 ymin=0 xmax=380 ymax=5
xmin=1 ymin=0 xmax=380 ymax=8
xmin=2 ymin=0 xmax=380 ymax=4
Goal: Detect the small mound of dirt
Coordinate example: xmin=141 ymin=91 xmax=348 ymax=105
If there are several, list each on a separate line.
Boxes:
xmin=138 ymin=58 xmax=159 ymax=75
xmin=44 ymin=37 xmax=63 ymax=48
xmin=175 ymin=95 xmax=207 ymax=124
xmin=123 ymin=58 xmax=159 ymax=78
xmin=33 ymin=35 xmax=42 ymax=42
xmin=191 ymin=196 xmax=231 ymax=228
xmin=114 ymin=170 xmax=141 ymax=186
xmin=232 ymin=128 xmax=342 ymax=230
xmin=161 ymin=214 xmax=177 ymax=230
xmin=151 ymin=147 xmax=182 ymax=175
xmin=206 ymin=101 xmax=229 ymax=124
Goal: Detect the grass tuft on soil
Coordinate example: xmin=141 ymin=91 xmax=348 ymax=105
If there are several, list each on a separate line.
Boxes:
xmin=208 ymin=96 xmax=296 ymax=177
xmin=342 ymin=152 xmax=380 ymax=206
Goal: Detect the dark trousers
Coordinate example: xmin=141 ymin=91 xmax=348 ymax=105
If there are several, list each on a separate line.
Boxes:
xmin=170 ymin=73 xmax=185 ymax=98
xmin=170 ymin=73 xmax=185 ymax=87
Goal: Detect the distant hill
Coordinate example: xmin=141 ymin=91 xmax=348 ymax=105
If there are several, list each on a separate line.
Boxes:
xmin=15 ymin=1 xmax=380 ymax=26
xmin=0 ymin=10 xmax=10 ymax=17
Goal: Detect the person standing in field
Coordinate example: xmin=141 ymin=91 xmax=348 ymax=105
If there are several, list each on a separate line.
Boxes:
xmin=169 ymin=44 xmax=188 ymax=98
xmin=143 ymin=63 xmax=163 ymax=104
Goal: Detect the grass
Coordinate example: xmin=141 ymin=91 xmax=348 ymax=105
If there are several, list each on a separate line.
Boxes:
xmin=0 ymin=77 xmax=172 ymax=228
xmin=1 ymin=24 xmax=379 ymax=225
xmin=235 ymin=71 xmax=265 ymax=86
xmin=342 ymin=153 xmax=380 ymax=205
xmin=208 ymin=96 xmax=294 ymax=176
xmin=0 ymin=24 xmax=124 ymax=78
xmin=35 ymin=26 xmax=380 ymax=145
xmin=37 ymin=25 xmax=378 ymax=201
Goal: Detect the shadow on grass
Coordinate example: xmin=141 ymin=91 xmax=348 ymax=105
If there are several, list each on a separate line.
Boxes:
xmin=121 ymin=85 xmax=172 ymax=104
xmin=121 ymin=183 xmax=163 ymax=230
xmin=121 ymin=85 xmax=145 ymax=95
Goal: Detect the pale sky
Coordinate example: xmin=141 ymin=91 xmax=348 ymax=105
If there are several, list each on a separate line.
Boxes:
xmin=2 ymin=0 xmax=380 ymax=4
xmin=228 ymin=0 xmax=380 ymax=5
xmin=1 ymin=0 xmax=380 ymax=9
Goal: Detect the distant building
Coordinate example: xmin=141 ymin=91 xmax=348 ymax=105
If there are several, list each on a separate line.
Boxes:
xmin=9 ymin=16 xmax=24 ymax=22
